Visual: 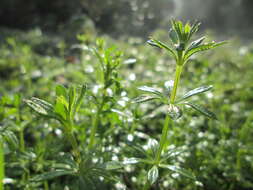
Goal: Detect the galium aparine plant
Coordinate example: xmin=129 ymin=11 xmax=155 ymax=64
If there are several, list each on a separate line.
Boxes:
xmin=128 ymin=19 xmax=227 ymax=189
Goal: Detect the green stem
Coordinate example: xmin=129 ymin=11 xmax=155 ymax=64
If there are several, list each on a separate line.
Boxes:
xmin=88 ymin=89 xmax=106 ymax=150
xmin=63 ymin=120 xmax=81 ymax=163
xmin=0 ymin=138 xmax=4 ymax=190
xmin=155 ymin=63 xmax=183 ymax=163
xmin=155 ymin=114 xmax=170 ymax=162
xmin=66 ymin=128 xmax=81 ymax=163
xmin=88 ymin=108 xmax=101 ymax=150
xmin=170 ymin=65 xmax=183 ymax=104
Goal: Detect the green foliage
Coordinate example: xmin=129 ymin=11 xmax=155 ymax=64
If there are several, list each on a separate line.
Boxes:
xmin=148 ymin=19 xmax=227 ymax=65
xmin=147 ymin=166 xmax=159 ymax=184
xmin=1 ymin=19 xmax=253 ymax=190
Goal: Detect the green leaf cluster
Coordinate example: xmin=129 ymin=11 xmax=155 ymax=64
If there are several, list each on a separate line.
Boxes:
xmin=148 ymin=19 xmax=227 ymax=65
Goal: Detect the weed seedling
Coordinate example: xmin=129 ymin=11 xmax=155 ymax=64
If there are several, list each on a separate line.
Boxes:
xmin=128 ymin=19 xmax=226 ymax=189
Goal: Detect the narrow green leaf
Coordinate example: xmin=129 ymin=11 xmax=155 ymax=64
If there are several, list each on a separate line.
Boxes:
xmin=149 ymin=39 xmax=177 ymax=59
xmin=147 ymin=166 xmax=159 ymax=185
xmin=31 ymin=170 xmax=74 ymax=182
xmin=146 ymin=139 xmax=159 ymax=158
xmin=188 ymin=21 xmax=201 ymax=40
xmin=56 ymin=85 xmax=68 ymax=99
xmin=187 ymin=36 xmax=205 ymax=50
xmin=160 ymin=164 xmax=195 ymax=180
xmin=184 ymin=41 xmax=227 ymax=61
xmin=3 ymin=131 xmax=18 ymax=149
xmin=184 ymin=102 xmax=217 ymax=119
xmin=122 ymin=157 xmax=140 ymax=165
xmin=25 ymin=98 xmax=54 ymax=117
xmin=138 ymin=86 xmax=164 ymax=98
xmin=177 ymin=85 xmax=213 ymax=102
xmin=111 ymin=109 xmax=131 ymax=118
xmin=105 ymin=161 xmax=123 ymax=170
xmin=68 ymin=86 xmax=76 ymax=114
xmin=90 ymin=47 xmax=105 ymax=71
xmin=54 ymin=96 xmax=68 ymax=120
xmin=169 ymin=29 xmax=178 ymax=44
xmin=184 ymin=23 xmax=191 ymax=34
xmin=147 ymin=40 xmax=160 ymax=49
xmin=161 ymin=147 xmax=186 ymax=162
xmin=171 ymin=20 xmax=183 ymax=41
xmin=132 ymin=95 xmax=160 ymax=103
xmin=72 ymin=85 xmax=86 ymax=117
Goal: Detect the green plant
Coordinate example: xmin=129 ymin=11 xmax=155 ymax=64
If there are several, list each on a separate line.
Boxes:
xmin=24 ymin=39 xmax=124 ymax=188
xmin=86 ymin=38 xmax=123 ymax=149
xmin=127 ymin=19 xmax=226 ymax=188
xmin=25 ymin=85 xmax=86 ymax=162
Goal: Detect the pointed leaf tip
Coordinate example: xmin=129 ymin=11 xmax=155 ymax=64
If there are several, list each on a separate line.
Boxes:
xmin=148 ymin=166 xmax=159 ymax=184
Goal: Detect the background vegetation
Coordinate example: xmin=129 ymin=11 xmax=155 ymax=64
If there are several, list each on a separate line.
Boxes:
xmin=1 ymin=1 xmax=253 ymax=190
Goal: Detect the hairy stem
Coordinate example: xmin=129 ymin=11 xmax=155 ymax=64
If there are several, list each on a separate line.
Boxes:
xmin=155 ymin=114 xmax=170 ymax=162
xmin=170 ymin=65 xmax=183 ymax=104
xmin=155 ymin=61 xmax=183 ymax=163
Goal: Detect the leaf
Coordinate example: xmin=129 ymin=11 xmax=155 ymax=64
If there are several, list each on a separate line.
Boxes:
xmin=184 ymin=102 xmax=217 ymax=119
xmin=159 ymin=164 xmax=195 ymax=180
xmin=161 ymin=147 xmax=186 ymax=162
xmin=169 ymin=29 xmax=178 ymax=44
xmin=72 ymin=85 xmax=86 ymax=117
xmin=147 ymin=166 xmax=159 ymax=185
xmin=122 ymin=157 xmax=140 ymax=165
xmin=138 ymin=86 xmax=164 ymax=98
xmin=31 ymin=170 xmax=74 ymax=182
xmin=184 ymin=41 xmax=227 ymax=61
xmin=147 ymin=39 xmax=177 ymax=59
xmin=184 ymin=23 xmax=191 ymax=35
xmin=54 ymin=96 xmax=68 ymax=120
xmin=104 ymin=161 xmax=123 ymax=170
xmin=3 ymin=130 xmax=18 ymax=149
xmin=187 ymin=36 xmax=205 ymax=50
xmin=25 ymin=97 xmax=55 ymax=117
xmin=188 ymin=21 xmax=201 ymax=40
xmin=147 ymin=40 xmax=160 ymax=49
xmin=56 ymin=85 xmax=68 ymax=99
xmin=132 ymin=95 xmax=160 ymax=103
xmin=171 ymin=20 xmax=183 ymax=41
xmin=68 ymin=86 xmax=76 ymax=115
xmin=177 ymin=85 xmax=213 ymax=102
xmin=111 ymin=109 xmax=131 ymax=118
xmin=146 ymin=139 xmax=159 ymax=158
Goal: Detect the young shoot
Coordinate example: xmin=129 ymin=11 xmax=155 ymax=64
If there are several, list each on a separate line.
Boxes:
xmin=130 ymin=19 xmax=227 ymax=188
